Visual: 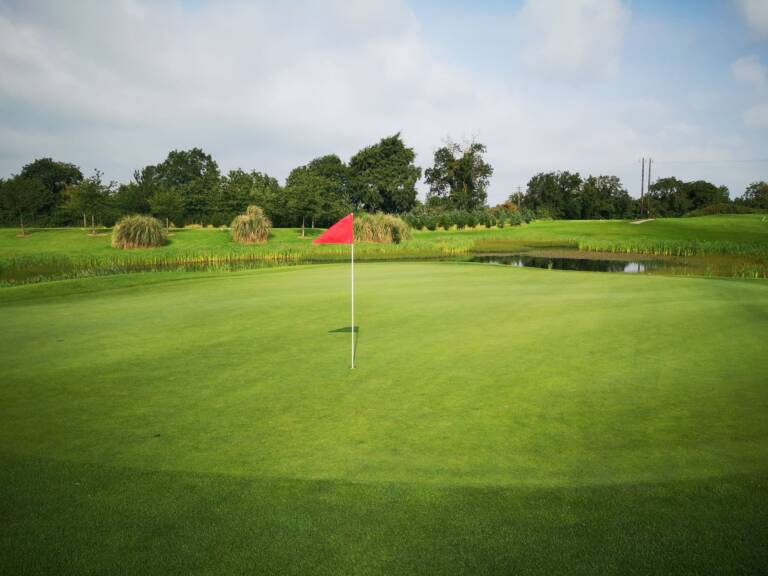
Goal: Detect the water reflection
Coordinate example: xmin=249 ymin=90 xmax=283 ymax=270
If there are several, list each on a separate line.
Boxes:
xmin=471 ymin=254 xmax=664 ymax=273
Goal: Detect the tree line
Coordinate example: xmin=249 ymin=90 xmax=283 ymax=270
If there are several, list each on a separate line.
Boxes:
xmin=0 ymin=134 xmax=493 ymax=230
xmin=515 ymin=171 xmax=766 ymax=220
xmin=1 ymin=133 xmax=765 ymax=231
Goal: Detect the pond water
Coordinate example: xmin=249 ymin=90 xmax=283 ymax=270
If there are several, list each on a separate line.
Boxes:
xmin=470 ymin=253 xmax=665 ymax=273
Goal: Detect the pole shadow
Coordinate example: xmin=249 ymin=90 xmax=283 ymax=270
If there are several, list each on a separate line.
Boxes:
xmin=328 ymin=326 xmax=360 ymax=366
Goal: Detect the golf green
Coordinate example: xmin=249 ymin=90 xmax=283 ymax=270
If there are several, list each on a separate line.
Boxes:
xmin=1 ymin=263 xmax=767 ymax=574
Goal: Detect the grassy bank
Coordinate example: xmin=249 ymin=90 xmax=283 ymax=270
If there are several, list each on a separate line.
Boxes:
xmin=1 ymin=263 xmax=767 ymax=573
xmin=1 ymin=214 xmax=767 ymax=284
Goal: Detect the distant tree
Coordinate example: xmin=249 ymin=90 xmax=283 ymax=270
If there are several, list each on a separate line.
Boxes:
xmin=136 ymin=148 xmax=220 ymax=224
xmin=578 ymin=175 xmax=633 ymax=219
xmin=349 ymin=134 xmax=421 ymax=212
xmin=647 ymin=177 xmax=686 ymax=216
xmin=0 ymin=176 xmax=48 ymax=234
xmin=216 ymin=170 xmax=284 ymax=226
xmin=114 ymin=179 xmax=152 ymax=216
xmin=682 ymin=180 xmax=729 ymax=211
xmin=284 ymin=157 xmax=351 ymax=235
xmin=284 ymin=166 xmax=327 ymax=235
xmin=741 ymin=181 xmax=768 ymax=208
xmin=424 ymin=140 xmax=492 ymax=211
xmin=149 ymin=188 xmax=185 ymax=227
xmin=19 ymin=158 xmax=83 ymax=221
xmin=64 ymin=170 xmax=115 ymax=232
xmin=522 ymin=171 xmax=582 ymax=218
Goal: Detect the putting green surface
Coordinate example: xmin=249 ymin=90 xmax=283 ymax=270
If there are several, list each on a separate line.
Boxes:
xmin=1 ymin=263 xmax=767 ymax=574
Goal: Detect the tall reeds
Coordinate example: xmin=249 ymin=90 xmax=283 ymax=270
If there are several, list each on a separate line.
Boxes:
xmin=231 ymin=205 xmax=272 ymax=244
xmin=111 ymin=215 xmax=166 ymax=249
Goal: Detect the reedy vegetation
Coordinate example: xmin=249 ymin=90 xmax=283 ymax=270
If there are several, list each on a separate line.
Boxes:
xmin=230 ymin=205 xmax=272 ymax=244
xmin=111 ymin=215 xmax=166 ymax=249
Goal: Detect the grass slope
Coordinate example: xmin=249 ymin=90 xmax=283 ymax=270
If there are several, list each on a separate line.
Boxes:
xmin=1 ymin=263 xmax=767 ymax=573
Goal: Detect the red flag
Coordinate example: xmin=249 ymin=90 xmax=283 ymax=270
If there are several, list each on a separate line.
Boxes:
xmin=312 ymin=214 xmax=354 ymax=244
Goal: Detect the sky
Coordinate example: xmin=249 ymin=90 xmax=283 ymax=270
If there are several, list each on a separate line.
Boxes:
xmin=1 ymin=0 xmax=767 ymax=203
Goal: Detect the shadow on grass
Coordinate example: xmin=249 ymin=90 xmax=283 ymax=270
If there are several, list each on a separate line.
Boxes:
xmin=329 ymin=326 xmax=359 ymax=366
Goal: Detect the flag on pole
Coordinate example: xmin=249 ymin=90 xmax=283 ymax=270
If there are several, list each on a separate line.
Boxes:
xmin=313 ymin=214 xmax=355 ymax=368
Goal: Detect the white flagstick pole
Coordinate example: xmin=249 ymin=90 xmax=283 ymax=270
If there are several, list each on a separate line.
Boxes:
xmin=351 ymin=240 xmax=355 ymax=369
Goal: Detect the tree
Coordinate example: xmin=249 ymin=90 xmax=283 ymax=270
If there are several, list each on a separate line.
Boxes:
xmin=19 ymin=158 xmax=83 ymax=223
xmin=578 ymin=175 xmax=633 ymax=219
xmin=0 ymin=176 xmax=48 ymax=235
xmin=114 ymin=181 xmax=152 ymax=216
xmin=424 ymin=140 xmax=493 ymax=211
xmin=284 ymin=157 xmax=351 ymax=235
xmin=647 ymin=178 xmax=728 ymax=216
xmin=647 ymin=177 xmax=687 ymax=216
xmin=521 ymin=171 xmax=582 ymax=218
xmin=349 ymin=134 xmax=421 ymax=213
xmin=149 ymin=188 xmax=185 ymax=227
xmin=218 ymin=169 xmax=285 ymax=226
xmin=63 ymin=171 xmax=115 ymax=232
xmin=682 ymin=180 xmax=729 ymax=211
xmin=741 ymin=181 xmax=768 ymax=208
xmin=136 ymin=148 xmax=220 ymax=224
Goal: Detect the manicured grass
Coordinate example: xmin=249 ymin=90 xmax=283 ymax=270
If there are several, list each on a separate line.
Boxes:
xmin=1 ymin=263 xmax=767 ymax=574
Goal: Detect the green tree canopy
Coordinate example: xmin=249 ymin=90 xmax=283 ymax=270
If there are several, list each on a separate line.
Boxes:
xmin=741 ymin=181 xmax=768 ymax=208
xmin=0 ymin=176 xmax=49 ymax=233
xmin=349 ymin=134 xmax=421 ymax=213
xmin=424 ymin=140 xmax=493 ymax=211
xmin=63 ymin=170 xmax=116 ymax=231
xmin=284 ymin=155 xmax=351 ymax=231
xmin=521 ymin=171 xmax=582 ymax=218
xmin=149 ymin=188 xmax=185 ymax=227
xmin=578 ymin=175 xmax=633 ymax=219
xmin=136 ymin=148 xmax=220 ymax=224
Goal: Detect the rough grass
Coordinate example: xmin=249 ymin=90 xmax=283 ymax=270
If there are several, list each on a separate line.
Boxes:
xmin=0 ymin=263 xmax=766 ymax=574
xmin=1 ymin=215 xmax=766 ymax=284
xmin=111 ymin=215 xmax=166 ymax=249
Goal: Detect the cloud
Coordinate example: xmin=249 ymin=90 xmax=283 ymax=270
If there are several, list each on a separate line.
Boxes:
xmin=731 ymin=55 xmax=767 ymax=89
xmin=517 ymin=0 xmax=630 ymax=80
xmin=744 ymin=102 xmax=768 ymax=128
xmin=0 ymin=0 xmax=762 ymax=203
xmin=737 ymin=0 xmax=768 ymax=37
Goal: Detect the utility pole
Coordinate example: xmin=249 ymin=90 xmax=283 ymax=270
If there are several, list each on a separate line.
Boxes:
xmin=646 ymin=158 xmax=652 ymax=217
xmin=640 ymin=158 xmax=645 ymax=218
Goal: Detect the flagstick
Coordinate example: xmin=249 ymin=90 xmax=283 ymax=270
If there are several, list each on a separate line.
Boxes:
xmin=351 ymin=241 xmax=355 ymax=369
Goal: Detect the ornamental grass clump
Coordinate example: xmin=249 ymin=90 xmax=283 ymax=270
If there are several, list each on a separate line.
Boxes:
xmin=111 ymin=215 xmax=166 ymax=249
xmin=354 ymin=213 xmax=412 ymax=244
xmin=231 ymin=205 xmax=272 ymax=244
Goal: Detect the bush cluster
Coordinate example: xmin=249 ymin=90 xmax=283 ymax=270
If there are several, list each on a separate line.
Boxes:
xmin=404 ymin=208 xmax=534 ymax=231
xmin=684 ymin=203 xmax=767 ymax=217
xmin=231 ymin=205 xmax=272 ymax=244
xmin=354 ymin=213 xmax=411 ymax=244
xmin=111 ymin=215 xmax=166 ymax=249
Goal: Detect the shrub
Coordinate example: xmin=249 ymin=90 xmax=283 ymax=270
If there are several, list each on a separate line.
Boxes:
xmin=354 ymin=213 xmax=412 ymax=244
xmin=425 ymin=215 xmax=438 ymax=231
xmin=684 ymin=203 xmax=766 ymax=217
xmin=112 ymin=215 xmax=166 ymax=249
xmin=438 ymin=212 xmax=453 ymax=230
xmin=497 ymin=214 xmax=506 ymax=228
xmin=231 ymin=205 xmax=272 ymax=244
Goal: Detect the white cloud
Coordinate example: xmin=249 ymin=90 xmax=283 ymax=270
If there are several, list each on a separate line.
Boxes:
xmin=737 ymin=0 xmax=768 ymax=37
xmin=731 ymin=55 xmax=767 ymax=89
xmin=0 ymin=0 xmax=762 ymax=203
xmin=517 ymin=0 xmax=630 ymax=80
xmin=744 ymin=102 xmax=768 ymax=128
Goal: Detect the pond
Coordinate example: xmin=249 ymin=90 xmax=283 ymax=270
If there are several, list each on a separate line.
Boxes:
xmin=470 ymin=253 xmax=666 ymax=273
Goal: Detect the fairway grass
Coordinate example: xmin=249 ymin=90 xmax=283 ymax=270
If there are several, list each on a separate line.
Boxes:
xmin=1 ymin=263 xmax=767 ymax=574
